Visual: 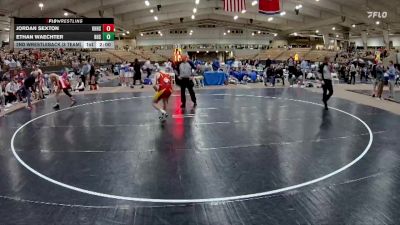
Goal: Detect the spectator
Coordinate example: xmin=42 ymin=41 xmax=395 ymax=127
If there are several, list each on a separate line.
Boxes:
xmin=387 ymin=60 xmax=397 ymax=99
xmin=74 ymin=76 xmax=85 ymax=92
xmin=349 ymin=63 xmax=357 ymax=85
xmin=81 ymin=60 xmax=91 ymax=87
xmin=375 ymin=61 xmax=385 ymax=100
xmin=5 ymin=78 xmax=18 ymax=105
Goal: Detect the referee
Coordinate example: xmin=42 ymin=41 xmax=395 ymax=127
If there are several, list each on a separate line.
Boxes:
xmin=319 ymin=56 xmax=334 ymax=110
xmin=178 ymin=55 xmax=197 ymax=108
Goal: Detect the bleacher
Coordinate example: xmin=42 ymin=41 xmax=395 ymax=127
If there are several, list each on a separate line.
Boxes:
xmin=131 ymin=49 xmax=168 ymax=62
xmin=276 ymin=48 xmax=311 ymax=61
xmin=254 ymin=48 xmax=286 ymax=60
xmin=305 ymin=50 xmax=337 ymax=62
xmin=89 ymin=51 xmax=120 ymax=63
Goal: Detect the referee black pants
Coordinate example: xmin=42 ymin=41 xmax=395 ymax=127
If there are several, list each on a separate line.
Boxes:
xmin=322 ymin=79 xmax=333 ymax=103
xmin=180 ymin=78 xmax=196 ymax=106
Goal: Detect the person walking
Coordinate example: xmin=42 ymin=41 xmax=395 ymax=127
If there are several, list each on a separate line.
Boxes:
xmin=23 ymin=71 xmax=38 ymax=110
xmin=178 ymin=55 xmax=197 ymax=108
xmin=319 ymin=56 xmax=334 ymax=110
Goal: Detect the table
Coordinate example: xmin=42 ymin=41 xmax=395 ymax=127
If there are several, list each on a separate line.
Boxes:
xmin=203 ymin=71 xmax=226 ymax=86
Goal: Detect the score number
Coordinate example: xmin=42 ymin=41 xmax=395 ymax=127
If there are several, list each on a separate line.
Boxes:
xmin=102 ymin=24 xmax=115 ymax=32
xmin=102 ymin=24 xmax=115 ymax=41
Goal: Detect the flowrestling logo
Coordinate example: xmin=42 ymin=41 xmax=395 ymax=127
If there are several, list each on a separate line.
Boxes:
xmin=367 ymin=11 xmax=388 ymax=19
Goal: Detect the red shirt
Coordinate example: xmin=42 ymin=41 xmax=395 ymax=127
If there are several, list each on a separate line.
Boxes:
xmin=157 ymin=72 xmax=172 ymax=91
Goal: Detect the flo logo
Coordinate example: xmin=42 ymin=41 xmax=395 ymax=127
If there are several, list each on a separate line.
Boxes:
xmin=367 ymin=11 xmax=388 ymax=19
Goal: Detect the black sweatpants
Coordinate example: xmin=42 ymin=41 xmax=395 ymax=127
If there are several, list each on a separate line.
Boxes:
xmin=350 ymin=72 xmax=356 ymax=85
xmin=322 ymin=79 xmax=333 ymax=104
xmin=180 ymin=78 xmax=196 ymax=106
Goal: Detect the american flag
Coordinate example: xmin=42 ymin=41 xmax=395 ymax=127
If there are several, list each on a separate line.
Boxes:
xmin=224 ymin=0 xmax=246 ymax=12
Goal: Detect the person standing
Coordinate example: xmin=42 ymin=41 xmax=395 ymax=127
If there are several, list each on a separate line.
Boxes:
xmin=144 ymin=58 xmax=152 ymax=78
xmin=300 ymin=58 xmax=308 ymax=87
xmin=178 ymin=55 xmax=197 ymax=108
xmin=349 ymin=63 xmax=356 ymax=85
xmin=387 ymin=60 xmax=397 ymax=99
xmin=319 ymin=56 xmax=334 ymax=110
xmin=287 ymin=55 xmax=296 ymax=87
xmin=81 ymin=60 xmax=90 ymax=88
xmin=375 ymin=61 xmax=385 ymax=100
xmin=133 ymin=59 xmax=144 ymax=88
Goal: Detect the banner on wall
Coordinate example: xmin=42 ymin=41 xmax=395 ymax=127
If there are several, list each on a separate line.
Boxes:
xmin=259 ymin=0 xmax=281 ymax=15
xmin=174 ymin=48 xmax=182 ymax=62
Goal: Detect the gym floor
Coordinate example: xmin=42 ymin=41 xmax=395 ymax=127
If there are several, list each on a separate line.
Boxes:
xmin=1 ymin=88 xmax=399 ymax=225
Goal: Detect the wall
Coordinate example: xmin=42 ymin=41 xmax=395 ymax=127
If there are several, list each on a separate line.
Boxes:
xmin=0 ymin=32 xmax=9 ymax=43
xmin=270 ymin=40 xmax=288 ymax=48
xmin=136 ymin=28 xmax=272 ymax=46
xmin=114 ymin=39 xmax=136 ymax=50
xmin=350 ymin=35 xmax=400 ymax=48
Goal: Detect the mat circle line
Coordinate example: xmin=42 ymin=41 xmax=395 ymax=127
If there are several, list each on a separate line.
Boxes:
xmin=10 ymin=94 xmax=374 ymax=203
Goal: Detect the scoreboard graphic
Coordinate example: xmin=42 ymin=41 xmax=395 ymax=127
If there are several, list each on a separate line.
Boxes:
xmin=13 ymin=18 xmax=115 ymax=49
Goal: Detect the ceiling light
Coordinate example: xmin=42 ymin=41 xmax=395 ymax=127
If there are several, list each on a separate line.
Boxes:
xmin=150 ymin=9 xmax=154 ymax=13
xmin=223 ymin=32 xmax=227 ymax=35
xmin=336 ymin=34 xmax=339 ymax=38
xmin=332 ymin=27 xmax=336 ymax=30
xmin=126 ymin=31 xmax=130 ymax=34
xmin=206 ymin=50 xmax=209 ymax=53
xmin=234 ymin=15 xmax=238 ymax=20
xmin=258 ymin=30 xmax=261 ymax=34
xmin=252 ymin=33 xmax=255 ymax=36
xmin=193 ymin=8 xmax=197 ymax=13
xmin=64 ymin=12 xmax=68 ymax=16
xmin=216 ymin=50 xmax=219 ymax=53
xmin=154 ymin=16 xmax=158 ymax=20
xmin=280 ymin=11 xmax=286 ymax=16
xmin=38 ymin=2 xmax=44 ymax=8
xmin=376 ymin=21 xmax=380 ymax=25
xmin=140 ymin=33 xmax=144 ymax=36
xmin=251 ymin=0 xmax=258 ymax=6
xmin=191 ymin=14 xmax=195 ymax=19
xmin=145 ymin=0 xmax=150 ymax=6
xmin=227 ymin=30 xmax=231 ymax=33
xmin=196 ymin=51 xmax=199 ymax=53
xmin=122 ymin=33 xmax=126 ymax=36
xmin=241 ymin=9 xmax=246 ymax=14
xmin=225 ymin=51 xmax=229 ymax=53
xmin=160 ymin=33 xmax=163 ymax=36
xmin=189 ymin=33 xmax=193 ymax=35
xmin=5 ymin=28 xmax=10 ymax=31
xmin=295 ymin=4 xmax=302 ymax=10
xmin=352 ymin=24 xmax=356 ymax=28
xmin=190 ymin=30 xmax=193 ymax=33
xmin=293 ymin=32 xmax=298 ymax=36
xmin=195 ymin=0 xmax=200 ymax=5
xmin=273 ymin=33 xmax=278 ymax=36
xmin=268 ymin=17 xmax=273 ymax=21
xmin=316 ymin=0 xmax=319 ymax=1
xmin=315 ymin=30 xmax=319 ymax=33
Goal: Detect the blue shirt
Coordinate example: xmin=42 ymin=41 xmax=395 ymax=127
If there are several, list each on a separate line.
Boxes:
xmin=387 ymin=65 xmax=396 ymax=80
